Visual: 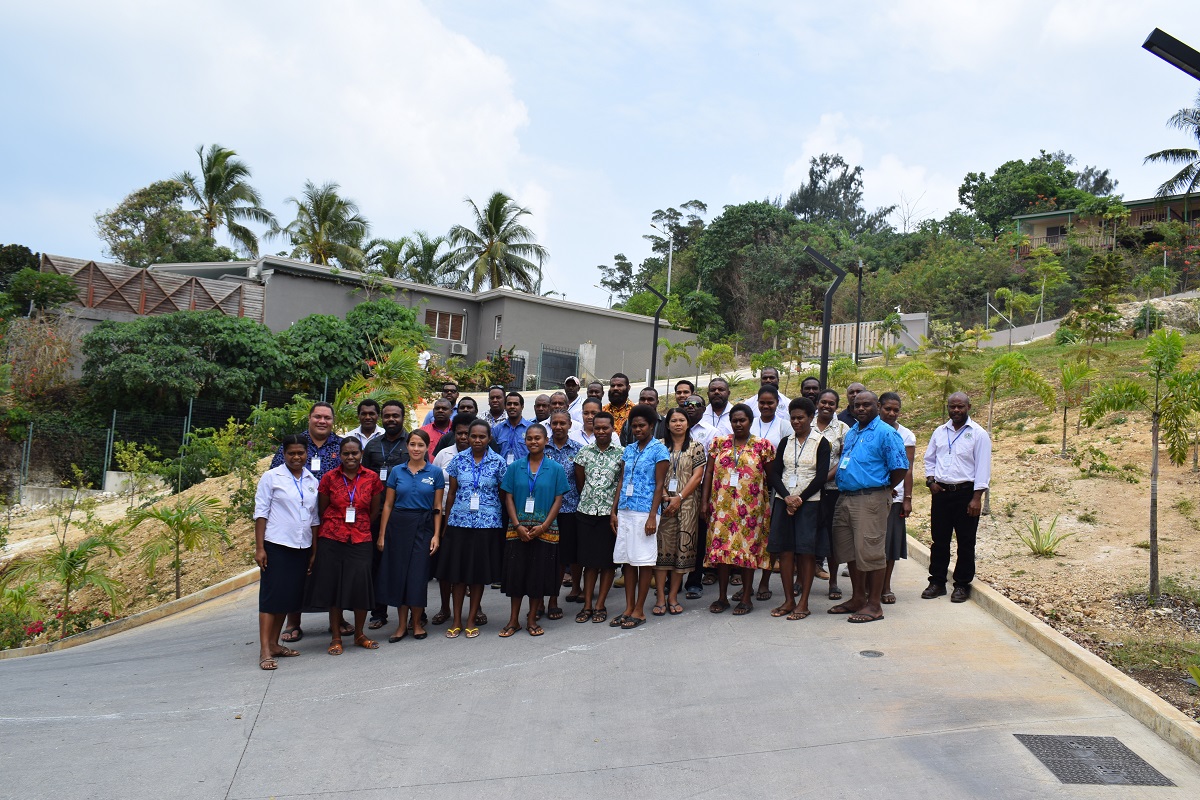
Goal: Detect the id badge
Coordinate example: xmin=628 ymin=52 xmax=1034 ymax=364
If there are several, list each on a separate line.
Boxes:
xmin=310 ymin=456 xmax=321 ymax=472
xmin=625 ymin=482 xmax=634 ymax=497
xmin=345 ymin=507 xmax=356 ymax=524
xmin=839 ymin=455 xmax=851 ymax=470
xmin=470 ymin=492 xmax=480 ymax=511
xmin=667 ymin=478 xmax=678 ymax=493
xmin=524 ymin=496 xmax=535 ymax=514
xmin=729 ymin=472 xmax=740 ymax=488
xmin=506 ymin=453 xmax=514 ymax=465
xmin=378 ymin=467 xmax=387 ymax=481
xmin=787 ymin=477 xmax=798 ymax=491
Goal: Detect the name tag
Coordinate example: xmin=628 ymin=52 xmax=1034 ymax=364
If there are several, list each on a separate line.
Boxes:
xmin=839 ymin=455 xmax=851 ymax=470
xmin=378 ymin=467 xmax=387 ymax=481
xmin=524 ymin=496 xmax=535 ymax=514
xmin=507 ymin=453 xmax=514 ymax=465
xmin=470 ymin=492 xmax=480 ymax=511
xmin=625 ymin=482 xmax=634 ymax=497
xmin=667 ymin=478 xmax=678 ymax=493
xmin=729 ymin=473 xmax=739 ymax=488
xmin=310 ymin=457 xmax=321 ymax=472
xmin=344 ymin=507 xmax=356 ymax=524
xmin=787 ymin=477 xmax=798 ymax=491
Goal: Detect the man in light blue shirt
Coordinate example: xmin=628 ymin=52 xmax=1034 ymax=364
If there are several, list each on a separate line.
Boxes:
xmin=492 ymin=391 xmax=532 ymax=464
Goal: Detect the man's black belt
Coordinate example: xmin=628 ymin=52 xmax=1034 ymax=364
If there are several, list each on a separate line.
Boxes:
xmin=936 ymin=481 xmax=975 ymax=491
xmin=840 ymin=486 xmax=890 ymax=496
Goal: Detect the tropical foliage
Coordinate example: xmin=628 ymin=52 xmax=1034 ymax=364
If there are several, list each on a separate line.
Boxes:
xmin=443 ymin=191 xmax=548 ymax=292
xmin=175 ymin=144 xmax=276 ymax=256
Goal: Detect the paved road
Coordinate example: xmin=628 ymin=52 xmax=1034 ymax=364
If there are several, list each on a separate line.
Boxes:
xmin=3 ymin=558 xmax=1199 ymax=799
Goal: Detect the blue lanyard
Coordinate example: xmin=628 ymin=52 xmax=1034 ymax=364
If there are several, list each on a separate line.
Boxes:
xmin=340 ymin=471 xmax=359 ymax=505
xmin=469 ymin=452 xmax=487 ymax=494
xmin=626 ymin=442 xmax=649 ymax=489
xmin=381 ymin=437 xmax=405 ymax=464
xmin=290 ymin=473 xmax=305 ymax=501
xmin=792 ymin=435 xmax=810 ymax=472
xmin=526 ymin=460 xmax=541 ymax=497
xmin=946 ymin=425 xmax=968 ymax=455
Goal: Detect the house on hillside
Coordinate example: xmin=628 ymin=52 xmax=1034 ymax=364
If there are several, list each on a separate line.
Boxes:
xmin=1012 ymin=192 xmax=1200 ymax=256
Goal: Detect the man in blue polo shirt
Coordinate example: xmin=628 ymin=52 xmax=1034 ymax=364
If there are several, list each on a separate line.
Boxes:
xmin=831 ymin=390 xmax=909 ymax=624
xmin=492 ymin=391 xmax=532 ymax=464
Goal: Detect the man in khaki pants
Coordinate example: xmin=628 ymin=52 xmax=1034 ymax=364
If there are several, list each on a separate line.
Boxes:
xmin=830 ymin=391 xmax=910 ymax=624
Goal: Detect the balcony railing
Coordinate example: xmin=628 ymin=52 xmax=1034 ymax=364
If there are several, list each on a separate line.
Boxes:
xmin=1019 ymin=234 xmax=1114 ymax=255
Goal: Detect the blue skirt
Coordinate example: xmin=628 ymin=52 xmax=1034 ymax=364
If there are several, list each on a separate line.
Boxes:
xmin=376 ymin=509 xmax=434 ymax=608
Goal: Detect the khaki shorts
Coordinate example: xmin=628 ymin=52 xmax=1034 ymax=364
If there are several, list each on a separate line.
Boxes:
xmin=831 ymin=488 xmax=890 ymax=572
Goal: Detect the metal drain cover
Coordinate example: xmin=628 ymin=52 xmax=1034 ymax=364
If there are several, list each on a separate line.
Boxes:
xmin=858 ymin=650 xmax=884 ymax=658
xmin=1014 ymin=735 xmax=1174 ymax=786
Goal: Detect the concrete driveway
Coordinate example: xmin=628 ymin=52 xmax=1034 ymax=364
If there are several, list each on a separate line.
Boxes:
xmin=3 ymin=558 xmax=1199 ymax=799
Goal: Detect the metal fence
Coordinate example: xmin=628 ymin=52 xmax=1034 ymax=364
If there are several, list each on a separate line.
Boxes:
xmin=537 ymin=344 xmax=579 ymax=390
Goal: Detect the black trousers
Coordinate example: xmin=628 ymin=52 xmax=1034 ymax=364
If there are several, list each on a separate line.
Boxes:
xmin=684 ymin=514 xmax=709 ymax=590
xmin=928 ymin=488 xmax=979 ymax=587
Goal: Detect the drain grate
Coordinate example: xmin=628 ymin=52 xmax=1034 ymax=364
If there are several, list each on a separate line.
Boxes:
xmin=1014 ymin=734 xmax=1174 ymax=786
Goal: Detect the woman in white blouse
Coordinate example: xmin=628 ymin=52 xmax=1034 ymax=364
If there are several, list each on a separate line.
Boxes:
xmin=253 ymin=434 xmax=320 ymax=670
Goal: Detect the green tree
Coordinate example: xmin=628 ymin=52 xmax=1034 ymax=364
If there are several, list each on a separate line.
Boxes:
xmin=659 ymin=337 xmax=693 ymax=386
xmin=695 ymin=343 xmax=735 ymax=378
xmin=444 ymin=191 xmax=548 ymax=293
xmin=1144 ymin=89 xmax=1200 ymax=225
xmin=0 ymin=244 xmax=39 ymax=291
xmin=1 ymin=268 xmax=78 ymax=313
xmin=270 ymin=180 xmax=369 ymax=268
xmin=1058 ymin=361 xmax=1095 ymax=456
xmin=982 ymin=351 xmax=1055 ymax=436
xmin=126 ymin=496 xmax=229 ymax=600
xmin=1082 ymin=330 xmax=1200 ymax=599
xmin=95 ymin=181 xmax=240 ymax=268
xmin=598 ymin=253 xmax=636 ymax=305
xmin=112 ymin=441 xmax=164 ymax=508
xmin=958 ymin=150 xmax=1093 ymax=236
xmin=82 ymin=311 xmax=288 ymax=408
xmin=784 ymin=153 xmax=895 ymax=235
xmin=277 ymin=313 xmax=362 ymax=391
xmin=345 ymin=297 xmax=429 ymax=358
xmin=401 ymin=232 xmax=451 ymax=285
xmin=174 ymin=144 xmax=276 ymax=256
xmin=923 ymin=322 xmax=970 ymax=401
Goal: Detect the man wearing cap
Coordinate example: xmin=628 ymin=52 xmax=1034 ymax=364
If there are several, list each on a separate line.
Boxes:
xmin=564 ymin=376 xmax=585 ymax=426
xmin=922 ymin=392 xmax=991 ymax=603
xmin=742 ymin=366 xmax=790 ymax=415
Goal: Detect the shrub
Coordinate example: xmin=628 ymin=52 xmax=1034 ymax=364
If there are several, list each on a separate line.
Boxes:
xmin=1017 ymin=515 xmax=1072 ymax=557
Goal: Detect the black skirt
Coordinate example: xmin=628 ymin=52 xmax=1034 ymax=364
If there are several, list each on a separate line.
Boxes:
xmin=437 ymin=525 xmax=503 ymax=585
xmin=885 ymin=502 xmax=908 ymax=561
xmin=377 ymin=509 xmax=435 ymax=608
xmin=304 ymin=538 xmax=374 ymax=611
xmin=768 ymin=499 xmax=823 ymax=556
xmin=575 ymin=513 xmax=616 ymax=570
xmin=259 ymin=540 xmax=311 ymax=614
xmin=502 ymin=535 xmax=559 ymax=598
xmin=817 ymin=489 xmax=839 ymax=562
xmin=557 ymin=512 xmax=579 ymax=565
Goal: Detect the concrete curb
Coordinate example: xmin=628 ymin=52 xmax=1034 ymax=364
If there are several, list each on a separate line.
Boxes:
xmin=905 ymin=535 xmax=1200 ymax=764
xmin=0 ymin=567 xmax=261 ymax=661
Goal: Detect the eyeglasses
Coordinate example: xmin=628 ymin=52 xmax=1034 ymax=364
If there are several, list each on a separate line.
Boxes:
xmin=682 ymin=399 xmax=704 ymax=407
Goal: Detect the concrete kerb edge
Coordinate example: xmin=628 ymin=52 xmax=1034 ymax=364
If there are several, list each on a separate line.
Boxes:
xmin=0 ymin=567 xmax=261 ymax=661
xmin=905 ymin=535 xmax=1200 ymax=764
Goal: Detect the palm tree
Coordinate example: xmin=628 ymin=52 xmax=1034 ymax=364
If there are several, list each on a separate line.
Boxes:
xmin=1058 ymin=361 xmax=1096 ymax=456
xmin=443 ymin=192 xmax=547 ymax=292
xmin=175 ymin=144 xmax=276 ymax=256
xmin=270 ymin=181 xmax=370 ymax=268
xmin=127 ymin=496 xmax=229 ymax=600
xmin=1144 ymin=89 xmax=1200 ymax=226
xmin=659 ymin=337 xmax=694 ymax=386
xmin=6 ymin=530 xmax=125 ymax=639
xmin=363 ymin=237 xmax=410 ymax=278
xmin=1082 ymin=329 xmax=1200 ymax=599
xmin=982 ymin=352 xmax=1054 ymax=437
xmin=402 ymin=231 xmax=452 ymax=285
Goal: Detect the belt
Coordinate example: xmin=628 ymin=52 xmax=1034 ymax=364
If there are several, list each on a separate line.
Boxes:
xmin=840 ymin=486 xmax=889 ymax=496
xmin=936 ymin=481 xmax=975 ymax=491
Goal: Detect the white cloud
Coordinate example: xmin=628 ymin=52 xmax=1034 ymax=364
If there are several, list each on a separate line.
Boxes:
xmin=782 ymin=113 xmax=865 ymax=189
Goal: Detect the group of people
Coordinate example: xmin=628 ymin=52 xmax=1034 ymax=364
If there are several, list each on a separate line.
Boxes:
xmin=252 ymin=371 xmax=991 ymax=669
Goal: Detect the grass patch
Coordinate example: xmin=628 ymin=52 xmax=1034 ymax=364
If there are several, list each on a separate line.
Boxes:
xmin=1077 ymin=509 xmax=1098 ymax=524
xmin=1002 ymin=500 xmax=1017 ymax=519
xmin=1176 ymin=498 xmax=1196 ymax=516
xmin=1032 ymin=422 xmax=1051 ymax=433
xmin=1011 ymin=569 xmax=1026 ymax=576
xmin=1134 ymin=540 xmax=1151 ymax=550
xmin=1107 ymin=635 xmax=1200 ymax=673
xmin=1161 ymin=575 xmax=1200 ymax=606
xmin=1033 ymin=434 xmax=1051 ymax=445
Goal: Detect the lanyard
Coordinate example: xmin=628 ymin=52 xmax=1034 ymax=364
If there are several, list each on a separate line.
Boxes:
xmin=581 ymin=429 xmax=593 ymax=445
xmin=791 ymin=434 xmax=810 ymax=472
xmin=340 ymin=470 xmax=360 ymax=505
xmin=381 ymin=436 xmax=406 ymax=464
xmin=843 ymin=422 xmax=869 ymax=463
xmin=946 ymin=424 xmax=968 ymax=455
xmin=754 ymin=416 xmax=776 ymax=440
xmin=469 ymin=452 xmax=487 ymax=494
xmin=731 ymin=438 xmax=747 ymax=472
xmin=627 ymin=442 xmax=650 ymax=489
xmin=526 ymin=460 xmax=541 ymax=496
xmin=710 ymin=408 xmax=725 ymax=427
xmin=290 ymin=472 xmax=305 ymax=501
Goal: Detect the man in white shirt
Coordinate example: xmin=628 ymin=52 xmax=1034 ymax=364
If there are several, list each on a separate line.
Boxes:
xmin=680 ymin=395 xmax=716 ymax=450
xmin=878 ymin=392 xmax=915 ymax=607
xmin=743 ymin=367 xmax=790 ymax=415
xmin=548 ymin=391 xmax=581 ymax=435
xmin=705 ymin=377 xmax=733 ymax=436
xmin=564 ymin=376 xmax=585 ymax=426
xmin=922 ymin=392 xmax=992 ymax=603
xmin=346 ymin=399 xmax=384 ymax=449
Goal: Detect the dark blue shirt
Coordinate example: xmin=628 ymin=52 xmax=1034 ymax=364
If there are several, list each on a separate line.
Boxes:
xmin=270 ymin=430 xmax=343 ymax=480
xmin=836 ymin=415 xmax=908 ymax=492
xmin=386 ymin=462 xmax=445 ymax=510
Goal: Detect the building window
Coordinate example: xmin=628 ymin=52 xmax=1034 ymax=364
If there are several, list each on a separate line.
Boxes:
xmin=424 ymin=309 xmax=465 ymax=342
xmin=494 ymin=315 xmax=502 ymax=340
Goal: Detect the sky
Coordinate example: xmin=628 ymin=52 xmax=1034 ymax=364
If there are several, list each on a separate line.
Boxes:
xmin=3 ymin=1 xmax=1200 ymax=308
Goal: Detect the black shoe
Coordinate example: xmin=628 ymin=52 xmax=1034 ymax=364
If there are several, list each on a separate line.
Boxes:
xmin=921 ymin=582 xmax=947 ymax=599
xmin=950 ymin=585 xmax=971 ymax=603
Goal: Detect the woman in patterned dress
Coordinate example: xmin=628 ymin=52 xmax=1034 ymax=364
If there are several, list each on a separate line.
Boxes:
xmin=701 ymin=403 xmax=775 ymax=615
xmin=653 ymin=407 xmax=706 ymax=616
xmin=572 ymin=411 xmax=623 ymax=624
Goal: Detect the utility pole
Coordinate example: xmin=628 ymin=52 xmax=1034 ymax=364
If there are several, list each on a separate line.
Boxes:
xmin=853 ymin=258 xmax=863 ymax=364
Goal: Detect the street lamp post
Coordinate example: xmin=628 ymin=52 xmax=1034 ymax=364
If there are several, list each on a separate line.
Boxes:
xmin=651 ymin=223 xmax=673 ymax=296
xmin=1142 ymin=28 xmax=1200 ymax=82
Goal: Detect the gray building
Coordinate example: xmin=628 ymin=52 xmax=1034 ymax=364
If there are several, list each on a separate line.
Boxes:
xmin=43 ymin=254 xmax=691 ymax=387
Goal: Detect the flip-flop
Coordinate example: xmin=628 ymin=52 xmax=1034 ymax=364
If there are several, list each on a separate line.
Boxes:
xmin=709 ymin=600 xmax=730 ymax=614
xmin=354 ymin=635 xmax=379 ymax=649
xmin=327 ymin=641 xmax=344 ymax=655
xmin=259 ymin=657 xmax=278 ymax=670
xmin=702 ymin=574 xmax=716 ymax=585
xmin=272 ymin=647 xmax=301 ymax=658
xmin=652 ymin=604 xmax=667 ymax=616
xmin=565 ymin=593 xmax=583 ymax=603
xmin=367 ymin=618 xmax=386 ymax=630
xmin=575 ymin=609 xmax=594 ymax=623
xmin=430 ymin=610 xmax=449 ymax=625
xmin=756 ymin=590 xmax=772 ymax=601
xmin=848 ymin=613 xmax=884 ymax=623
xmin=445 ymin=627 xmax=462 ymax=639
xmin=546 ymin=607 xmax=564 ymax=621
xmin=732 ymin=589 xmax=744 ymax=602
xmin=787 ymin=609 xmax=811 ymax=620
xmin=281 ymin=627 xmax=303 ymax=643
xmin=608 ymin=614 xmax=628 ymax=628
xmin=685 ymin=587 xmax=703 ymax=599
xmin=770 ymin=606 xmax=793 ymax=617
xmin=730 ymin=574 xmax=743 ymax=586
xmin=881 ymin=592 xmax=896 ymax=605
xmin=668 ymin=603 xmax=684 ymax=615
xmin=621 ymin=616 xmax=646 ymax=629
xmin=335 ymin=622 xmax=354 ymax=636
xmin=827 ymin=603 xmax=856 ymax=614
xmin=527 ymin=623 xmax=544 ymax=636
xmin=498 ymin=624 xmax=519 ymax=638
xmin=592 ymin=608 xmax=608 ymax=624
xmin=465 ymin=627 xmax=480 ymax=638
xmin=732 ymin=601 xmax=752 ymax=616
xmin=827 ymin=588 xmax=843 ymax=600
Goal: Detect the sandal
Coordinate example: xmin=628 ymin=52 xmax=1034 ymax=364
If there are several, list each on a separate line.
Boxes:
xmin=730 ymin=573 xmax=742 ymax=586
xmin=668 ymin=603 xmax=683 ymax=615
xmin=271 ymin=647 xmax=301 ymax=658
xmin=770 ymin=605 xmax=793 ymax=617
xmin=652 ymin=604 xmax=667 ymax=616
xmin=565 ymin=593 xmax=583 ymax=604
xmin=685 ymin=587 xmax=703 ymax=600
xmin=709 ymin=599 xmax=730 ymax=614
xmin=592 ymin=608 xmax=608 ymax=624
xmin=787 ymin=609 xmax=811 ymax=620
xmin=620 ymin=616 xmax=646 ymax=629
xmin=732 ymin=589 xmax=744 ymax=602
xmin=732 ymin=601 xmax=752 ymax=616
xmin=354 ymin=635 xmax=379 ymax=650
xmin=259 ymin=656 xmax=278 ymax=670
xmin=815 ymin=568 xmax=829 ymax=580
xmin=828 ymin=587 xmax=843 ymax=601
xmin=608 ymin=614 xmax=627 ymax=628
xmin=430 ymin=610 xmax=449 ymax=625
xmin=881 ymin=592 xmax=896 ymax=605
xmin=498 ymin=624 xmax=519 ymax=638
xmin=756 ymin=590 xmax=772 ymax=601
xmin=527 ymin=623 xmax=544 ymax=636
xmin=546 ymin=606 xmax=564 ymax=621
xmin=327 ymin=641 xmax=344 ymax=655
xmin=575 ymin=609 xmax=594 ymax=623
xmin=702 ymin=574 xmax=716 ymax=585
xmin=465 ymin=627 xmax=480 ymax=639
xmin=445 ymin=627 xmax=462 ymax=639
xmin=335 ymin=621 xmax=354 ymax=636
xmin=280 ymin=627 xmax=303 ymax=643
xmin=367 ymin=618 xmax=386 ymax=630
xmin=474 ymin=611 xmax=488 ymax=626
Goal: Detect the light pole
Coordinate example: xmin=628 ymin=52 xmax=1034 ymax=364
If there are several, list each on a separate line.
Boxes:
xmin=1142 ymin=29 xmax=1200 ymax=81
xmin=651 ymin=223 xmax=673 ymax=296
